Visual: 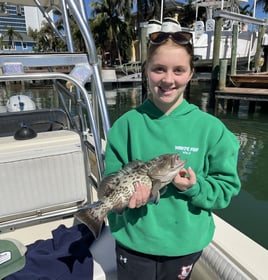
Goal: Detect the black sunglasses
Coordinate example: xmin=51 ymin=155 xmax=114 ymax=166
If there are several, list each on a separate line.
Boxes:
xmin=149 ymin=31 xmax=193 ymax=45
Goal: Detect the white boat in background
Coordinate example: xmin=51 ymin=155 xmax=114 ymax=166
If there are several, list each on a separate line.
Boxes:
xmin=192 ymin=0 xmax=259 ymax=68
xmin=147 ymin=0 xmax=263 ymax=69
xmin=0 ymin=1 xmax=268 ymax=280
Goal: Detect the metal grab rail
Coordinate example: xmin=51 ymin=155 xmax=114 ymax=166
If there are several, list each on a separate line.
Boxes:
xmin=0 ymin=0 xmax=110 ymax=183
xmin=0 ymin=72 xmax=104 ymax=178
xmin=66 ymin=0 xmax=110 ymax=139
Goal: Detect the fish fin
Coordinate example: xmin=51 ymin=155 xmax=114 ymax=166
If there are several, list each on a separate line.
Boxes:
xmin=121 ymin=160 xmax=144 ymax=174
xmin=150 ymin=191 xmax=160 ymax=204
xmin=79 ymin=201 xmax=102 ymax=210
xmin=150 ymin=180 xmax=162 ymax=204
xmin=75 ymin=202 xmax=106 ymax=239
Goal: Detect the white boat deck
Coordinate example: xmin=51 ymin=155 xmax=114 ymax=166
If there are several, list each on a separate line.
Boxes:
xmin=0 ymin=1 xmax=267 ymax=280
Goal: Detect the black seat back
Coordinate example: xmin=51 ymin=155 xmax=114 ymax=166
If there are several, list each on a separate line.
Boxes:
xmin=0 ymin=109 xmax=70 ymax=137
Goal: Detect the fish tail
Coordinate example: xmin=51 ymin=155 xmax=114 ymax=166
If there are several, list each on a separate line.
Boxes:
xmin=75 ymin=202 xmax=106 ymax=239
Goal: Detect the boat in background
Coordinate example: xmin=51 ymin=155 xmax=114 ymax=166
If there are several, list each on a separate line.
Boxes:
xmin=230 ymin=71 xmax=268 ymax=87
xmin=192 ymin=0 xmax=258 ymax=69
xmin=147 ymin=0 xmax=260 ymax=70
xmin=0 ymin=1 xmax=268 ymax=279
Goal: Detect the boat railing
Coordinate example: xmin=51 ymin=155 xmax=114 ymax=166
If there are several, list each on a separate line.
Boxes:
xmin=66 ymin=0 xmax=110 ymax=132
xmin=115 ymin=61 xmax=142 ymax=75
xmin=0 ymin=0 xmax=111 ymax=188
xmin=0 ymin=70 xmax=103 ymax=180
xmin=0 ymin=53 xmax=89 ymax=68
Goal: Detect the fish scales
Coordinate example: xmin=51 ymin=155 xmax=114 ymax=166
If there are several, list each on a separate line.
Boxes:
xmin=75 ymin=153 xmax=186 ymax=238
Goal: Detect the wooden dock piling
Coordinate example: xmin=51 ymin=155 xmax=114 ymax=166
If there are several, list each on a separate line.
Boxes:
xmin=215 ymin=60 xmax=268 ymax=115
xmin=209 ymin=17 xmax=223 ymax=109
xmin=210 ymin=10 xmax=268 ymax=113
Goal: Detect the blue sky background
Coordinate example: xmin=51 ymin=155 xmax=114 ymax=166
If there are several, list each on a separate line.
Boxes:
xmin=245 ymin=0 xmax=267 ymax=18
xmin=85 ymin=0 xmax=267 ymax=19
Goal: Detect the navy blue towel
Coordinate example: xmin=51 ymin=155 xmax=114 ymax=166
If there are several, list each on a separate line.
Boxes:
xmin=5 ymin=223 xmax=94 ymax=280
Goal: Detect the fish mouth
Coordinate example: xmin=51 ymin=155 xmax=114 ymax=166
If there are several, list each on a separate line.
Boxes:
xmin=173 ymin=159 xmax=186 ymax=170
xmin=170 ymin=154 xmax=186 ymax=170
xmin=171 ymin=154 xmax=182 ymax=167
xmin=149 ymin=154 xmax=187 ymax=179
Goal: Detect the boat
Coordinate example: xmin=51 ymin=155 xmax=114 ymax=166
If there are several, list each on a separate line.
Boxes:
xmin=230 ymin=71 xmax=268 ymax=87
xmin=0 ymin=1 xmax=268 ymax=280
xmin=147 ymin=0 xmax=262 ymax=70
xmin=191 ymin=0 xmax=259 ymax=69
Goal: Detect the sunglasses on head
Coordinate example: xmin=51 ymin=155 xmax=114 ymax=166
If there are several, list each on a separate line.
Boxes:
xmin=149 ymin=31 xmax=193 ymax=45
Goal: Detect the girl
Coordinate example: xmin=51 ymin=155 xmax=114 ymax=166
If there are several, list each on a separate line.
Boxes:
xmin=104 ymin=28 xmax=241 ymax=280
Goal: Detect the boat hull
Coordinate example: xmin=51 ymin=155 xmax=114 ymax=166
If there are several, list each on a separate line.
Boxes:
xmin=193 ymin=30 xmax=257 ymax=69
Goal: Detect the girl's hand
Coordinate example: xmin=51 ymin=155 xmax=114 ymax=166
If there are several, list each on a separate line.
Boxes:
xmin=173 ymin=167 xmax=196 ymax=191
xmin=128 ymin=182 xmax=151 ymax=208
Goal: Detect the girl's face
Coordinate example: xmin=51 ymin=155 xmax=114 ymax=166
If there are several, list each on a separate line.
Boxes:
xmin=146 ymin=41 xmax=193 ymax=114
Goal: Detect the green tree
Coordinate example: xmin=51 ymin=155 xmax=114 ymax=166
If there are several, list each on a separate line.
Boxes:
xmin=177 ymin=0 xmax=196 ymax=27
xmin=137 ymin=0 xmax=162 ymax=22
xmin=2 ymin=26 xmax=23 ymax=49
xmin=69 ymin=18 xmax=86 ymax=52
xmin=33 ymin=21 xmax=65 ymax=52
xmin=239 ymin=3 xmax=252 ymax=16
xmin=90 ymin=0 xmax=132 ymax=65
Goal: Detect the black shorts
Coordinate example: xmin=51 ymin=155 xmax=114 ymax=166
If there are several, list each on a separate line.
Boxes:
xmin=115 ymin=242 xmax=202 ymax=280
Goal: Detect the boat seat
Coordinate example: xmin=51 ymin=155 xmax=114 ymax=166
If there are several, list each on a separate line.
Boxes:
xmin=0 ymin=130 xmax=88 ymax=233
xmin=0 ymin=108 xmax=70 ymax=137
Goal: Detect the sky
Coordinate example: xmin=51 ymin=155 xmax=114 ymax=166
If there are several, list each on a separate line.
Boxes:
xmin=84 ymin=0 xmax=267 ymax=19
xmin=245 ymin=0 xmax=267 ymax=18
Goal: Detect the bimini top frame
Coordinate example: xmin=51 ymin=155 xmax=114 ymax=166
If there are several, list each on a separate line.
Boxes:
xmin=0 ymin=0 xmax=111 ymax=181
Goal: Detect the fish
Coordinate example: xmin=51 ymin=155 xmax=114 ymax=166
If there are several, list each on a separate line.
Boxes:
xmin=75 ymin=153 xmax=186 ymax=239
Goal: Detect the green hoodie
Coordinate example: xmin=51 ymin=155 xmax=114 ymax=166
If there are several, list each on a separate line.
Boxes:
xmin=104 ymin=99 xmax=241 ymax=257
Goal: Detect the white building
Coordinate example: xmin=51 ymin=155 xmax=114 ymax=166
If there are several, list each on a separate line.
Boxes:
xmin=24 ymin=6 xmax=45 ymax=31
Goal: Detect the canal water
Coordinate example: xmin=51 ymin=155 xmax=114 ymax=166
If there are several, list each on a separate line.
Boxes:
xmin=1 ymin=81 xmax=268 ymax=249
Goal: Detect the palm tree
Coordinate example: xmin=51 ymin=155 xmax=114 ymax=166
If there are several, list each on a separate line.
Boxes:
xmin=115 ymin=0 xmax=134 ymax=22
xmin=177 ymin=0 xmax=196 ymax=27
xmin=34 ymin=21 xmax=66 ymax=52
xmin=137 ymin=0 xmax=162 ymax=22
xmin=90 ymin=0 xmax=132 ymax=65
xmin=2 ymin=26 xmax=23 ymax=49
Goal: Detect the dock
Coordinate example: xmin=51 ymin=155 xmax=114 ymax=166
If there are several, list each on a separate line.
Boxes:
xmin=229 ymin=72 xmax=268 ymax=87
xmin=216 ymin=87 xmax=268 ymax=99
xmin=215 ymin=87 xmax=268 ymax=113
xmin=214 ymin=60 xmax=268 ymax=114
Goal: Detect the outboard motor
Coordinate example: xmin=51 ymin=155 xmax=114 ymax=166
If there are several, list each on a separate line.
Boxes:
xmin=6 ymin=95 xmax=36 ymax=112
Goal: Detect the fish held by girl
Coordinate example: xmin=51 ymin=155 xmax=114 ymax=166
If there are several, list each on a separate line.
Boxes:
xmin=75 ymin=153 xmax=186 ymax=238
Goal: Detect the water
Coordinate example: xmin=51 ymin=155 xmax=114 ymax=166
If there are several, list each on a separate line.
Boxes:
xmin=1 ymin=82 xmax=268 ymax=249
xmin=189 ymin=83 xmax=268 ymax=249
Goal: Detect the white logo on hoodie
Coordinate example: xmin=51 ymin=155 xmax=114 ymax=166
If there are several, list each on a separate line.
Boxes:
xmin=175 ymin=145 xmax=199 ymax=155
